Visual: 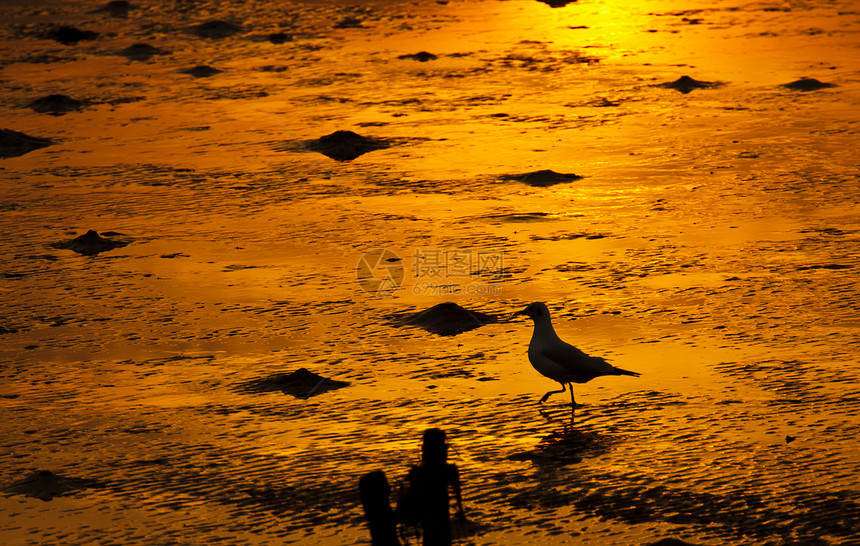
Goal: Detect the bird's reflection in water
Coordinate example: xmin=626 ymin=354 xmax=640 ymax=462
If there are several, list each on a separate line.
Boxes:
xmin=510 ymin=412 xmax=612 ymax=467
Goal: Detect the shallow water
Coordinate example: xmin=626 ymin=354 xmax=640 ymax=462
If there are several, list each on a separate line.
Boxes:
xmin=1 ymin=0 xmax=859 ymax=544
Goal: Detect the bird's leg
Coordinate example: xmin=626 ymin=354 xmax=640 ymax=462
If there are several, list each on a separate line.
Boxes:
xmin=538 ymin=382 xmax=566 ymax=404
xmin=568 ymin=383 xmax=577 ymax=408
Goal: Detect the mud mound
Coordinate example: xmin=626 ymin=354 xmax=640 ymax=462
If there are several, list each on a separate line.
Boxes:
xmin=267 ymin=32 xmax=293 ymax=44
xmin=306 ymin=130 xmax=390 ymax=161
xmin=28 ymin=94 xmax=87 ymax=115
xmin=48 ymin=26 xmax=98 ymax=45
xmin=50 ymin=230 xmax=130 ymax=256
xmin=2 ymin=470 xmax=101 ymax=501
xmin=238 ymin=368 xmax=349 ymax=398
xmin=91 ymin=1 xmax=135 ymax=17
xmin=180 ymin=65 xmax=222 ymax=78
xmin=334 ymin=17 xmax=363 ymax=29
xmin=0 ymin=129 xmax=53 ymax=158
xmin=398 ymin=51 xmax=437 ymax=62
xmin=781 ymin=78 xmax=836 ymax=91
xmin=500 ymin=169 xmax=582 ymax=187
xmin=192 ymin=21 xmax=242 ymax=39
xmin=479 ymin=212 xmax=554 ymax=222
xmin=119 ymin=43 xmax=161 ymax=61
xmin=658 ymin=75 xmax=721 ymax=94
xmin=389 ymin=302 xmax=497 ymax=336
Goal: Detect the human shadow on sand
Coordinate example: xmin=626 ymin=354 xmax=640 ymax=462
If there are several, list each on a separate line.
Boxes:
xmin=361 ymin=428 xmax=479 ymax=546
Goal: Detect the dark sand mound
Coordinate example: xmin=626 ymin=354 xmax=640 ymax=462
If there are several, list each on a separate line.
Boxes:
xmin=538 ymin=0 xmax=578 ymax=6
xmin=51 ymin=230 xmax=129 ymax=256
xmin=781 ymin=78 xmax=836 ymax=91
xmin=48 ymin=26 xmax=98 ymax=45
xmin=334 ymin=17 xmax=363 ymax=29
xmin=583 ymin=97 xmax=621 ymax=107
xmin=180 ymin=65 xmax=222 ymax=78
xmin=92 ymin=1 xmax=135 ymax=17
xmin=481 ymin=212 xmax=553 ymax=222
xmin=193 ymin=20 xmax=242 ymax=39
xmin=119 ymin=43 xmax=161 ymax=61
xmin=398 ymin=51 xmax=437 ymax=62
xmin=0 ymin=129 xmax=53 ymax=158
xmin=531 ymin=231 xmax=607 ymax=241
xmin=238 ymin=368 xmax=349 ymax=398
xmin=648 ymin=539 xmax=699 ymax=546
xmin=658 ymin=75 xmax=721 ymax=94
xmin=267 ymin=32 xmax=293 ymax=44
xmin=306 ymin=130 xmax=390 ymax=161
xmin=500 ymin=169 xmax=582 ymax=187
xmin=2 ymin=470 xmax=101 ymax=501
xmin=795 ymin=263 xmax=851 ymax=271
xmin=28 ymin=94 xmax=87 ymax=115
xmin=389 ymin=302 xmax=497 ymax=336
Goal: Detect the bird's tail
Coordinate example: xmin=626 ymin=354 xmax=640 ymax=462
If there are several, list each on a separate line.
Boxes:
xmin=612 ymin=366 xmax=641 ymax=377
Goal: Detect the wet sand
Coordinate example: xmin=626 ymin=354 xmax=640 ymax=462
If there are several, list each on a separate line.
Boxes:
xmin=1 ymin=0 xmax=859 ymax=544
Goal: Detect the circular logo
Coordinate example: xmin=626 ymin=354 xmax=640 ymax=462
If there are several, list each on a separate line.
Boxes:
xmin=356 ymin=248 xmax=404 ymax=297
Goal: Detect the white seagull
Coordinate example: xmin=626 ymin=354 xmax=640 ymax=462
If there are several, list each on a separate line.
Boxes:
xmin=512 ymin=302 xmax=640 ymax=406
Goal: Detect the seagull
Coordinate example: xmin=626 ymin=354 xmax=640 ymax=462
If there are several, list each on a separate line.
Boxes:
xmin=512 ymin=302 xmax=640 ymax=407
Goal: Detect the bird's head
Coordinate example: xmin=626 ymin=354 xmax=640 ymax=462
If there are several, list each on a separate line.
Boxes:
xmin=510 ymin=301 xmax=550 ymax=321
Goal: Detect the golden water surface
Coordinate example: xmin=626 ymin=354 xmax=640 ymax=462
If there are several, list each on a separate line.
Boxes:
xmin=1 ymin=0 xmax=859 ymax=544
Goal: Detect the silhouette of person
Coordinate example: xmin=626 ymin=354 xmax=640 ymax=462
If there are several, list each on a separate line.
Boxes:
xmin=398 ymin=428 xmax=464 ymax=546
xmin=359 ymin=470 xmax=401 ymax=546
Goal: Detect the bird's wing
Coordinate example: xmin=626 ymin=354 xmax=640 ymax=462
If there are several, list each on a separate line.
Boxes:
xmin=540 ymin=340 xmax=615 ymax=376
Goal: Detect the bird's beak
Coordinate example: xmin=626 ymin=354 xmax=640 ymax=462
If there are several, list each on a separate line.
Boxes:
xmin=508 ymin=309 xmax=527 ymax=322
